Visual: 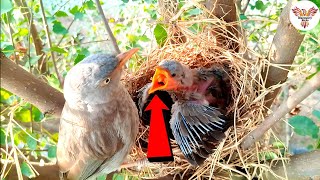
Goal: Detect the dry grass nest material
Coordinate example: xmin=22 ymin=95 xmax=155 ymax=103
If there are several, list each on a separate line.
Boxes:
xmin=122 ymin=8 xmax=281 ymax=180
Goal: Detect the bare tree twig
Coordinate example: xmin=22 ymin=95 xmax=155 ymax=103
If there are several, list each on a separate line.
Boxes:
xmin=57 ymin=19 xmax=75 ymax=46
xmin=94 ymin=0 xmax=121 ymax=54
xmin=241 ymin=0 xmax=250 ymax=13
xmin=14 ymin=0 xmax=46 ymax=74
xmin=6 ymin=15 xmax=18 ymax=63
xmin=39 ymin=0 xmax=63 ymax=88
xmin=0 ymin=52 xmax=65 ymax=117
xmin=263 ymin=0 xmax=305 ymax=108
xmin=241 ymin=72 xmax=320 ymax=149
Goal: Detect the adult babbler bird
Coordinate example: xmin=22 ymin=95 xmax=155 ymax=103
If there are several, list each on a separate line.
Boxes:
xmin=57 ymin=48 xmax=139 ymax=180
xmin=139 ymin=60 xmax=231 ymax=166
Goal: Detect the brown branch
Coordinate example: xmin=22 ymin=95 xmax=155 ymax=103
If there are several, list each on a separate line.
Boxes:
xmin=6 ymin=15 xmax=18 ymax=63
xmin=263 ymin=0 xmax=305 ymax=108
xmin=241 ymin=72 xmax=320 ymax=149
xmin=94 ymin=0 xmax=121 ymax=54
xmin=14 ymin=0 xmax=46 ymax=74
xmin=39 ymin=0 xmax=63 ymax=88
xmin=241 ymin=0 xmax=250 ymax=14
xmin=0 ymin=52 xmax=65 ymax=117
xmin=205 ymin=0 xmax=240 ymax=52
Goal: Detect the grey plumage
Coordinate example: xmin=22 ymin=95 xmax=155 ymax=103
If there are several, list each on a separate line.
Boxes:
xmin=57 ymin=49 xmax=139 ymax=179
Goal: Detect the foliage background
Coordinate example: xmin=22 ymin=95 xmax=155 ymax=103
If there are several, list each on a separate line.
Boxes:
xmin=0 ymin=0 xmax=319 ymax=178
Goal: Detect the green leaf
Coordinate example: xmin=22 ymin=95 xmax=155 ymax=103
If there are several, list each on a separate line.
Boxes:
xmin=289 ymin=115 xmax=319 ymax=139
xmin=74 ymin=12 xmax=84 ymax=20
xmin=312 ymin=110 xmax=320 ymax=120
xmin=240 ymin=14 xmax=248 ymax=20
xmin=1 ymin=88 xmax=13 ymax=104
xmin=270 ymin=14 xmax=278 ymax=20
xmin=309 ymin=0 xmax=320 ymax=9
xmin=0 ymin=128 xmax=7 ymax=145
xmin=25 ymin=55 xmax=42 ymax=68
xmin=32 ymin=106 xmax=44 ymax=122
xmin=70 ymin=6 xmax=84 ymax=20
xmin=51 ymin=133 xmax=59 ymax=142
xmin=255 ymin=0 xmax=264 ymax=10
xmin=52 ymin=21 xmax=68 ymax=35
xmin=2 ymin=44 xmax=14 ymax=57
xmin=55 ymin=11 xmax=68 ymax=17
xmin=27 ymin=134 xmax=37 ymax=150
xmin=21 ymin=162 xmax=36 ymax=178
xmin=1 ymin=0 xmax=13 ymax=15
xmin=50 ymin=46 xmax=67 ymax=53
xmin=96 ymin=174 xmax=107 ymax=180
xmin=186 ymin=8 xmax=202 ymax=16
xmin=74 ymin=54 xmax=86 ymax=65
xmin=121 ymin=0 xmax=129 ymax=3
xmin=113 ymin=173 xmax=125 ymax=180
xmin=154 ymin=24 xmax=167 ymax=47
xmin=47 ymin=75 xmax=61 ymax=90
xmin=84 ymin=0 xmax=95 ymax=10
xmin=48 ymin=146 xmax=57 ymax=158
xmin=14 ymin=130 xmax=28 ymax=145
xmin=259 ymin=151 xmax=278 ymax=160
xmin=272 ymin=141 xmax=285 ymax=149
xmin=139 ymin=35 xmax=150 ymax=42
xmin=17 ymin=28 xmax=29 ymax=36
xmin=14 ymin=107 xmax=31 ymax=122
xmin=189 ymin=23 xmax=201 ymax=34
xmin=127 ymin=34 xmax=139 ymax=43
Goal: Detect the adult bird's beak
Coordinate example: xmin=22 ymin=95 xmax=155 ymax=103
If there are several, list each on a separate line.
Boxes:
xmin=116 ymin=48 xmax=139 ymax=69
xmin=148 ymin=67 xmax=179 ymax=94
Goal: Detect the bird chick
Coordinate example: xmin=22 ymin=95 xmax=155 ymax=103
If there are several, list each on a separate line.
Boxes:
xmin=57 ymin=48 xmax=139 ymax=180
xmin=139 ymin=60 xmax=231 ymax=166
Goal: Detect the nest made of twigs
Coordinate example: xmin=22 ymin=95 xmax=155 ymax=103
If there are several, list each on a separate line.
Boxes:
xmin=121 ymin=3 xmax=281 ymax=179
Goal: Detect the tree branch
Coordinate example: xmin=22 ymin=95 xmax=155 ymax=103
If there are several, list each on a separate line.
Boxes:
xmin=39 ymin=0 xmax=63 ymax=88
xmin=205 ymin=0 xmax=240 ymax=52
xmin=0 ymin=52 xmax=65 ymax=117
xmin=263 ymin=0 xmax=305 ymax=108
xmin=241 ymin=73 xmax=320 ymax=149
xmin=94 ymin=0 xmax=121 ymax=54
xmin=14 ymin=0 xmax=46 ymax=74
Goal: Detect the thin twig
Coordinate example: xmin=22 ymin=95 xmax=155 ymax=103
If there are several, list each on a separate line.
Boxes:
xmin=39 ymin=0 xmax=63 ymax=88
xmin=241 ymin=72 xmax=320 ymax=149
xmin=94 ymin=0 xmax=120 ymax=54
xmin=57 ymin=18 xmax=75 ymax=46
xmin=241 ymin=0 xmax=250 ymax=13
xmin=6 ymin=14 xmax=18 ymax=63
xmin=15 ymin=0 xmax=46 ymax=74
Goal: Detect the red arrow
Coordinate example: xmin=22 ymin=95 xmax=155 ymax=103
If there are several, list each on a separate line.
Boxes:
xmin=145 ymin=95 xmax=173 ymax=161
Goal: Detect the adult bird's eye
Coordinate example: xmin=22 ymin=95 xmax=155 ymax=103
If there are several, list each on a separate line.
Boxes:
xmin=105 ymin=78 xmax=111 ymax=84
xmin=172 ymin=73 xmax=176 ymax=77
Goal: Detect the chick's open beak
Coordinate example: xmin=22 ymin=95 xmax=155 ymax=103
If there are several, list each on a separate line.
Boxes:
xmin=148 ymin=67 xmax=179 ymax=94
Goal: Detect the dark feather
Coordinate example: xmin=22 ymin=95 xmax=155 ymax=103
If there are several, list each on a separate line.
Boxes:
xmin=171 ymin=101 xmax=228 ymax=166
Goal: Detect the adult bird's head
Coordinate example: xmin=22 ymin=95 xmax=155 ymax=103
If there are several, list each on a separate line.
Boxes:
xmin=148 ymin=60 xmax=193 ymax=94
xmin=64 ymin=48 xmax=139 ymax=108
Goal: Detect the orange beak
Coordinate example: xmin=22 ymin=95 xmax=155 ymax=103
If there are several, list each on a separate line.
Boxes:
xmin=148 ymin=67 xmax=179 ymax=94
xmin=116 ymin=48 xmax=139 ymax=69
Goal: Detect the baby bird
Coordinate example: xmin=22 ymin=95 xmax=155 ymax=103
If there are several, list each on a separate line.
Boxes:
xmin=139 ymin=60 xmax=231 ymax=166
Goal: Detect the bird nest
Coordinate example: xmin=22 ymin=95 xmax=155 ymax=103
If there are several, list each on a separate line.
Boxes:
xmin=122 ymin=6 xmax=279 ymax=180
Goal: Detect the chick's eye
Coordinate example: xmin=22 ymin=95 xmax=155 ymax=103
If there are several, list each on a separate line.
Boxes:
xmin=104 ymin=78 xmax=111 ymax=84
xmin=171 ymin=73 xmax=176 ymax=77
